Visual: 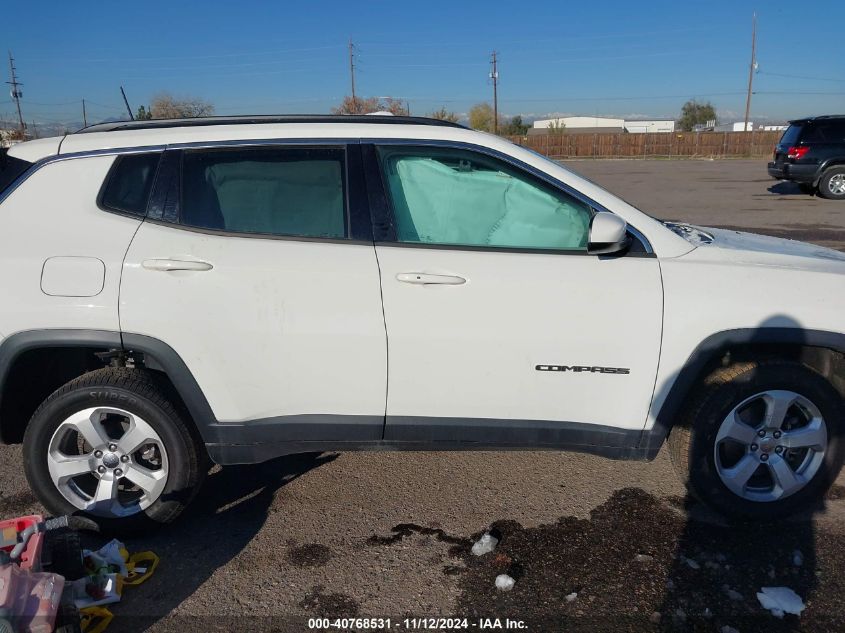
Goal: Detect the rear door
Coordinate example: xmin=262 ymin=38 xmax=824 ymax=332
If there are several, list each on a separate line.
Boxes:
xmin=120 ymin=143 xmax=387 ymax=439
xmin=366 ymin=143 xmax=663 ymax=447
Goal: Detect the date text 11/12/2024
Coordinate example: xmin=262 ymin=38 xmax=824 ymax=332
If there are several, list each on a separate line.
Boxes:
xmin=308 ymin=617 xmax=529 ymax=630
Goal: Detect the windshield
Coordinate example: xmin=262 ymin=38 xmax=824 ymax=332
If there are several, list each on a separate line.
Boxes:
xmin=779 ymin=124 xmax=803 ymax=146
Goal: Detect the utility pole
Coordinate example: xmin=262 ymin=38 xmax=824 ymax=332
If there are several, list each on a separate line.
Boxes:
xmin=490 ymin=51 xmax=499 ymax=134
xmin=6 ymin=52 xmax=25 ymax=139
xmin=348 ymin=38 xmax=357 ymax=108
xmin=82 ymin=99 xmax=88 ymax=127
xmin=30 ymin=120 xmax=38 ymax=139
xmin=743 ymin=12 xmax=757 ymax=132
xmin=120 ymin=86 xmax=135 ymax=120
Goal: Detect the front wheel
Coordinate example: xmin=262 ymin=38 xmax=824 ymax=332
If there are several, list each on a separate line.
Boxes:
xmin=23 ymin=368 xmax=206 ymax=534
xmin=668 ymin=361 xmax=844 ymax=519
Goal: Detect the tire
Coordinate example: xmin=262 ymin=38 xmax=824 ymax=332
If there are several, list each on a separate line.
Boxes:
xmin=45 ymin=530 xmax=85 ymax=580
xmin=668 ymin=361 xmax=845 ymax=519
xmin=23 ymin=368 xmax=206 ymax=535
xmin=798 ymin=182 xmax=816 ymax=195
xmin=818 ymin=166 xmax=845 ymax=200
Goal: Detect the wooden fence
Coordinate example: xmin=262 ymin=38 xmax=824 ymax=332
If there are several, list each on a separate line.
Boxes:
xmin=505 ymin=130 xmax=781 ymax=159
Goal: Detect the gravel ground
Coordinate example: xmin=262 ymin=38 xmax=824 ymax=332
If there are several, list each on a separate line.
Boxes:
xmin=1 ymin=158 xmax=844 ymax=632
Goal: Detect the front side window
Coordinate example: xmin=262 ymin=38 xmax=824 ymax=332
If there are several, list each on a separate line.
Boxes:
xmin=100 ymin=152 xmax=161 ymax=216
xmin=180 ymin=147 xmax=347 ymax=238
xmin=377 ymin=146 xmax=591 ymax=251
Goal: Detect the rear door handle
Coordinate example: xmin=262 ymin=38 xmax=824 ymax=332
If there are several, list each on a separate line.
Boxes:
xmin=396 ymin=272 xmax=466 ymax=285
xmin=142 ymin=258 xmax=213 ymax=272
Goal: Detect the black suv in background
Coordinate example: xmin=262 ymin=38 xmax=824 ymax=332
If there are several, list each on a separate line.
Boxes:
xmin=768 ymin=115 xmax=845 ymax=199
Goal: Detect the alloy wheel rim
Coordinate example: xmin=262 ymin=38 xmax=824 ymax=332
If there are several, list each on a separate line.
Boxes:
xmin=829 ymin=174 xmax=845 ymax=195
xmin=714 ymin=390 xmax=827 ymax=503
xmin=47 ymin=407 xmax=169 ymax=517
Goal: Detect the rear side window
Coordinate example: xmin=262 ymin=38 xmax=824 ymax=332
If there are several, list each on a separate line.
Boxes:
xmin=0 ymin=151 xmax=33 ymax=197
xmin=801 ymin=121 xmax=845 ymax=143
xmin=779 ymin=124 xmax=802 ymax=146
xmin=100 ymin=153 xmax=161 ymax=216
xmin=180 ymin=147 xmax=347 ymax=238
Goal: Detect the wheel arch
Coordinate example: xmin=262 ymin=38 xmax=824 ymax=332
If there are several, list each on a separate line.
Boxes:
xmin=815 ymin=160 xmax=845 ymax=185
xmin=642 ymin=328 xmax=845 ymax=454
xmin=0 ymin=330 xmax=218 ymax=445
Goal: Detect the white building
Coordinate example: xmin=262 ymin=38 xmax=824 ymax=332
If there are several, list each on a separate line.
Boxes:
xmin=714 ymin=121 xmax=754 ymax=132
xmin=533 ymin=116 xmax=624 ymax=130
xmin=762 ymin=125 xmax=788 ymax=132
xmin=624 ymin=120 xmax=675 ymax=134
xmin=532 ymin=116 xmax=674 ymax=133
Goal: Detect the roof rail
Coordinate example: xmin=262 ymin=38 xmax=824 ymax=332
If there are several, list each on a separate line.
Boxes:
xmin=76 ymin=114 xmax=466 ymax=134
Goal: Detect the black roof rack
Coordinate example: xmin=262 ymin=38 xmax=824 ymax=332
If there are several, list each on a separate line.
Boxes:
xmin=77 ymin=114 xmax=466 ymax=134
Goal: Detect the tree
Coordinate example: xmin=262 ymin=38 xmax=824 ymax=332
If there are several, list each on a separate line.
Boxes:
xmin=331 ymin=96 xmax=407 ymax=115
xmin=427 ymin=106 xmax=459 ymax=123
xmin=150 ymin=93 xmax=215 ymax=119
xmin=678 ymin=100 xmax=717 ymax=132
xmin=136 ymin=105 xmax=152 ymax=120
xmin=501 ymin=115 xmax=529 ymax=136
xmin=468 ymin=103 xmax=494 ymax=132
xmin=546 ymin=119 xmax=566 ymax=135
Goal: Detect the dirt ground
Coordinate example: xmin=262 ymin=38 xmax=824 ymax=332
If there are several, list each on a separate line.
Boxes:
xmin=1 ymin=159 xmax=843 ymax=632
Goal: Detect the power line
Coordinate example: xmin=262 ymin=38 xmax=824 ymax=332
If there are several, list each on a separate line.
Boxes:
xmin=757 ymin=71 xmax=845 ymax=84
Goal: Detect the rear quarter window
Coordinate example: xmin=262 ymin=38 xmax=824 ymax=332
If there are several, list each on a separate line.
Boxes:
xmin=99 ymin=152 xmax=162 ymax=216
xmin=801 ymin=121 xmax=845 ymax=143
xmin=0 ymin=150 xmax=33 ymax=197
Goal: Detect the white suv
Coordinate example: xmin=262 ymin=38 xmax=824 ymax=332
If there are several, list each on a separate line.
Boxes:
xmin=1 ymin=116 xmax=843 ymax=532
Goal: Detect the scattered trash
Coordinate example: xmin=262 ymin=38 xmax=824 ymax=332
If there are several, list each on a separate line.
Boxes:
xmin=720 ymin=626 xmax=740 ymax=633
xmin=722 ymin=585 xmax=744 ymax=601
xmin=792 ymin=550 xmax=804 ymax=567
xmin=495 ymin=574 xmax=515 ymax=591
xmin=564 ymin=592 xmax=578 ymax=602
xmin=472 ymin=533 xmax=499 ymax=556
xmin=634 ymin=553 xmax=653 ymax=563
xmin=681 ymin=555 xmax=700 ymax=570
xmin=80 ymin=606 xmax=114 ymax=633
xmin=756 ymin=586 xmax=806 ymax=618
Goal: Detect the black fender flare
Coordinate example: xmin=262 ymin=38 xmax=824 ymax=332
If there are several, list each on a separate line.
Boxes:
xmin=0 ymin=329 xmax=218 ymax=444
xmin=640 ymin=327 xmax=845 ymax=454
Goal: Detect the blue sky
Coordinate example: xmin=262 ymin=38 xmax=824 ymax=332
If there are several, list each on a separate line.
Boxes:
xmin=4 ymin=0 xmax=844 ymax=126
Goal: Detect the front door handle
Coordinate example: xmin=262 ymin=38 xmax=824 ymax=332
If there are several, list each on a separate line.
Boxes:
xmin=396 ymin=272 xmax=466 ymax=285
xmin=142 ymin=258 xmax=213 ymax=272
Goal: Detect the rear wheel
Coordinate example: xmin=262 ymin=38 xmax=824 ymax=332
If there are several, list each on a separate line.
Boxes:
xmin=668 ymin=361 xmax=844 ymax=519
xmin=23 ymin=368 xmax=206 ymax=534
xmin=818 ymin=166 xmax=845 ymax=200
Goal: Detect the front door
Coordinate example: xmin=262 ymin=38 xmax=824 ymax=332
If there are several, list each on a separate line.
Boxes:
xmin=368 ymin=144 xmax=663 ymax=446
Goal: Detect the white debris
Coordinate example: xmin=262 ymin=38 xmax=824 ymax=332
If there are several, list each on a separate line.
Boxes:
xmin=720 ymin=626 xmax=740 ymax=633
xmin=681 ymin=555 xmax=700 ymax=570
xmin=792 ymin=550 xmax=804 ymax=567
xmin=635 ymin=554 xmax=653 ymax=563
xmin=472 ymin=533 xmax=499 ymax=556
xmin=756 ymin=587 xmax=806 ymax=618
xmin=495 ymin=574 xmax=515 ymax=592
xmin=565 ymin=592 xmax=578 ymax=602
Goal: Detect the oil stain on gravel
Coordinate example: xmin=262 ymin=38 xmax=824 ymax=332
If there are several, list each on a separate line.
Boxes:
xmin=298 ymin=584 xmax=360 ymax=617
xmin=436 ymin=488 xmax=845 ymax=633
xmin=286 ymin=543 xmax=332 ymax=567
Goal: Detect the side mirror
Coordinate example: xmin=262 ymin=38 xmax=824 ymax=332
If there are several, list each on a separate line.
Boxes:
xmin=588 ymin=212 xmax=630 ymax=255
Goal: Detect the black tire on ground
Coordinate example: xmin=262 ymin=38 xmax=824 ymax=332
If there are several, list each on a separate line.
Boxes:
xmin=818 ymin=166 xmax=845 ymax=200
xmin=798 ymin=182 xmax=816 ymax=195
xmin=45 ymin=529 xmax=85 ymax=580
xmin=668 ymin=360 xmax=845 ymax=520
xmin=22 ymin=368 xmax=206 ymax=535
